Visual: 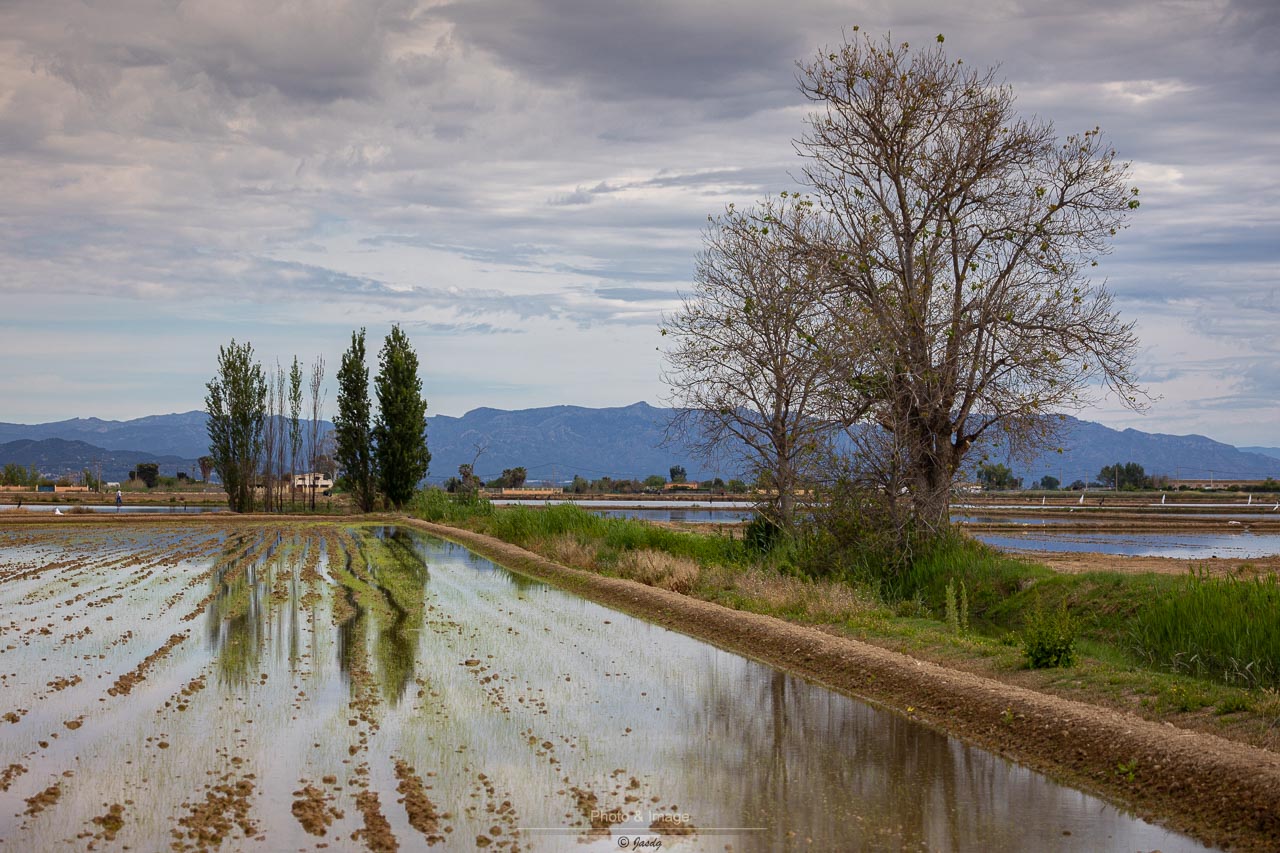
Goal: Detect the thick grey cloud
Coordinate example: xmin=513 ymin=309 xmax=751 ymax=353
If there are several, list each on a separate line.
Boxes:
xmin=436 ymin=0 xmax=809 ymax=107
xmin=0 ymin=0 xmax=1275 ymax=444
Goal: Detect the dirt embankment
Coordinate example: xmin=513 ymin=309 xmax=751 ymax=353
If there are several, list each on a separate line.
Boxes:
xmin=405 ymin=518 xmax=1280 ymax=853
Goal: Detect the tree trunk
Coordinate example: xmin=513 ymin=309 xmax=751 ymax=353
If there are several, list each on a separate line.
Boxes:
xmin=908 ymin=424 xmax=954 ymax=533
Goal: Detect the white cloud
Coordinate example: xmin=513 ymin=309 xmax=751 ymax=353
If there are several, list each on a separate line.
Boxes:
xmin=0 ymin=0 xmax=1276 ymax=446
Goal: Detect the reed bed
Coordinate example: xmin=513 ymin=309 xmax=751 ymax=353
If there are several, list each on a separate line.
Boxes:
xmin=1130 ymin=570 xmax=1280 ymax=688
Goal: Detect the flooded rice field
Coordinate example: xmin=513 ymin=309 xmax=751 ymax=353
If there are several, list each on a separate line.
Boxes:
xmin=972 ymin=529 xmax=1280 ymax=559
xmin=590 ymin=508 xmax=755 ymax=524
xmin=0 ymin=521 xmax=1208 ymax=851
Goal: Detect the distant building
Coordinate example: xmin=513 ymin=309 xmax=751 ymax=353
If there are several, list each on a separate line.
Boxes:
xmin=497 ymin=487 xmax=563 ymax=498
xmin=293 ymin=473 xmax=334 ymax=490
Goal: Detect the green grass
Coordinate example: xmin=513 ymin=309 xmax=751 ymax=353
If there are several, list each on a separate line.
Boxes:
xmin=411 ymin=491 xmax=745 ymax=566
xmin=1129 ymin=570 xmax=1280 ymax=688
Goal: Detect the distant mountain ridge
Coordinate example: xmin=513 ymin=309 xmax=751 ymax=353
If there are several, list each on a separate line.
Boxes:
xmin=0 ymin=412 xmax=210 ymax=459
xmin=1 ymin=405 xmax=1276 ymax=486
xmin=0 ymin=438 xmax=194 ymax=482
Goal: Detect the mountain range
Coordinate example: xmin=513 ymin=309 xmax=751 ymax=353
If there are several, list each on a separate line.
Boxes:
xmin=1 ymin=404 xmax=1277 ymax=486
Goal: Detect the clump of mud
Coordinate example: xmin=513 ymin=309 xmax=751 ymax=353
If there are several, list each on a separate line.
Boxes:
xmin=291 ymin=783 xmax=343 ymax=836
xmin=650 ymin=812 xmax=697 ymax=836
xmin=23 ymin=782 xmax=61 ymax=816
xmin=107 ymin=632 xmax=188 ymax=696
xmin=171 ymin=774 xmax=258 ymax=851
xmin=569 ymin=786 xmax=619 ymax=838
xmin=352 ymin=789 xmax=399 ymax=852
xmin=0 ymin=763 xmax=27 ymax=791
xmin=92 ymin=803 xmax=126 ymax=841
xmin=393 ymin=759 xmax=444 ymax=844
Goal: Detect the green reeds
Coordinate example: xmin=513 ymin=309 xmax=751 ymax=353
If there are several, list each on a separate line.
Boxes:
xmin=1130 ymin=569 xmax=1280 ymax=688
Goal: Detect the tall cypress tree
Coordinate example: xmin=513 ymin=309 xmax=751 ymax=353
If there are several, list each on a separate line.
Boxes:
xmin=334 ymin=328 xmax=376 ymax=513
xmin=373 ymin=324 xmax=431 ymax=508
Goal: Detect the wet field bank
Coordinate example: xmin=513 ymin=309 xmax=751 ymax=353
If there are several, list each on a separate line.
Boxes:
xmin=0 ymin=520 xmax=1243 ymax=850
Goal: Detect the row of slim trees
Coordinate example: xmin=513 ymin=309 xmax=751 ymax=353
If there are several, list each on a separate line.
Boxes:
xmin=663 ymin=31 xmax=1146 ymax=549
xmin=205 ymin=325 xmax=429 ymax=513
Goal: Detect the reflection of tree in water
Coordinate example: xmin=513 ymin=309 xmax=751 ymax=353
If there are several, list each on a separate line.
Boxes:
xmin=206 ymin=531 xmax=269 ymax=688
xmin=685 ymin=661 xmax=1030 ymax=851
xmin=206 ymin=529 xmax=313 ymax=689
xmin=349 ymin=527 xmax=430 ymax=706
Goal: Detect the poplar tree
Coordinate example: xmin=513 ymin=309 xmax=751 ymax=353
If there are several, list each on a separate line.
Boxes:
xmin=334 ymin=329 xmax=376 ymax=513
xmin=206 ymin=339 xmax=266 ymax=513
xmin=373 ymin=324 xmax=431 ymax=508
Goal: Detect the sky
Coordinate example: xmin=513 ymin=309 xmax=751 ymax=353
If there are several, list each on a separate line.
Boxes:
xmin=0 ymin=0 xmax=1276 ymax=446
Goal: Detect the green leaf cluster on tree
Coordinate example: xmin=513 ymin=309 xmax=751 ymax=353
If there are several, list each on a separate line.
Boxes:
xmin=486 ymin=467 xmax=528 ymax=489
xmin=206 ymin=339 xmax=266 ymax=513
xmin=1098 ymin=462 xmax=1151 ymax=490
xmin=0 ymin=463 xmax=40 ymax=487
xmin=977 ymin=462 xmax=1022 ymax=491
xmin=135 ymin=462 xmax=160 ymax=489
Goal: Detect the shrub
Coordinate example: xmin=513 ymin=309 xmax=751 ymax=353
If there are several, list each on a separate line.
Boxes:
xmin=1022 ymin=600 xmax=1078 ymax=669
xmin=944 ymin=577 xmax=969 ymax=634
xmin=743 ymin=516 xmax=782 ymax=553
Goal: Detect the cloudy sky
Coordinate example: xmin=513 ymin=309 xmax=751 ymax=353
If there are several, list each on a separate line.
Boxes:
xmin=1 ymin=0 xmax=1276 ymax=446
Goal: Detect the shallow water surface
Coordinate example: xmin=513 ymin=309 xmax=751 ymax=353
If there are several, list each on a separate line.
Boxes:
xmin=974 ymin=529 xmax=1280 ymax=558
xmin=0 ymin=521 xmax=1209 ymax=851
xmin=0 ymin=504 xmax=228 ymax=514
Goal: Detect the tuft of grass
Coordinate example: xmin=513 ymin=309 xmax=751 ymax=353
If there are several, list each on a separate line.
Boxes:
xmin=613 ymin=549 xmax=700 ymax=594
xmin=711 ymin=565 xmax=884 ymax=623
xmin=543 ymin=534 xmax=600 ymax=570
xmin=1130 ymin=570 xmax=1280 ymax=688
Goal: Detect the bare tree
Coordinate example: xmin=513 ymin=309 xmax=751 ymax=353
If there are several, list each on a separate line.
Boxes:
xmin=663 ymin=197 xmax=856 ymax=530
xmin=261 ymin=366 xmax=277 ymax=513
xmin=274 ymin=363 xmax=287 ymax=511
xmin=307 ymin=356 xmax=326 ymax=510
xmin=794 ymin=31 xmax=1145 ymax=531
xmin=289 ymin=357 xmax=303 ymax=509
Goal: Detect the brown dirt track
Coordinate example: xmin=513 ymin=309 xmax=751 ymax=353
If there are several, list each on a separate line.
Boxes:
xmin=406 ymin=518 xmax=1280 ymax=852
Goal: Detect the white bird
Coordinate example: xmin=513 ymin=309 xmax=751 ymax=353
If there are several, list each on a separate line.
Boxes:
xmin=1247 ymin=494 xmax=1252 ymax=506
xmin=1078 ymin=492 xmax=1085 ymax=505
xmin=1161 ymin=493 xmax=1166 ymax=505
xmin=54 ymin=508 xmax=63 ymax=516
xmin=1041 ymin=496 xmax=1046 ymax=506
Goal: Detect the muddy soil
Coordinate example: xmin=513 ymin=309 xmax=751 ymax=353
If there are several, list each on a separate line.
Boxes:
xmin=408 ymin=519 xmax=1280 ymax=852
